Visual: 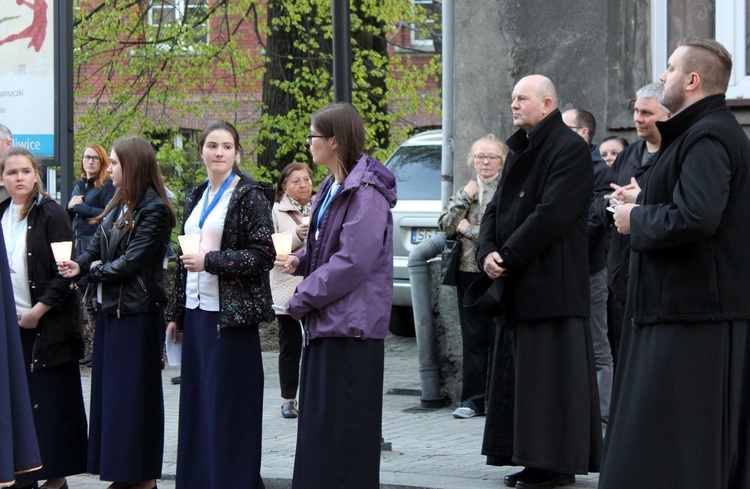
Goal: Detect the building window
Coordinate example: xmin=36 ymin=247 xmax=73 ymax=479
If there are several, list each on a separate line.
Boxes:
xmin=652 ymin=0 xmax=750 ymax=98
xmin=148 ymin=0 xmax=209 ymax=45
xmin=409 ymin=0 xmax=438 ymax=52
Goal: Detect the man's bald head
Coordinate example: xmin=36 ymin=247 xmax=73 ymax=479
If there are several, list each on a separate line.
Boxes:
xmin=511 ymin=75 xmax=559 ymax=132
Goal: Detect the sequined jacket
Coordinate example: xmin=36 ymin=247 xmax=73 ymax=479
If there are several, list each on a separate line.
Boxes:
xmin=166 ymin=173 xmax=275 ymax=331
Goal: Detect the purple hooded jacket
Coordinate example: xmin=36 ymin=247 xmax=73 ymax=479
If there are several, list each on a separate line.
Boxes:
xmin=285 ymin=154 xmax=397 ymax=341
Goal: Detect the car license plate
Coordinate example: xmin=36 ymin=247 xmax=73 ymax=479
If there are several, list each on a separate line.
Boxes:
xmin=411 ymin=228 xmax=438 ymax=244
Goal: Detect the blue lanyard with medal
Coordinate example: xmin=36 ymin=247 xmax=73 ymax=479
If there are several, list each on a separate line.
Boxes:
xmin=199 ymin=172 xmax=236 ymax=235
xmin=314 ymin=183 xmax=339 ymax=241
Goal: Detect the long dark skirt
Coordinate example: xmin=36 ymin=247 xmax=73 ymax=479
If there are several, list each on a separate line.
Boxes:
xmin=482 ymin=317 xmax=602 ymax=474
xmin=292 ymin=337 xmax=385 ymax=489
xmin=87 ymin=310 xmax=164 ymax=482
xmin=15 ymin=330 xmax=87 ymax=483
xmin=600 ymin=320 xmax=750 ymax=489
xmin=175 ymin=309 xmax=264 ymax=489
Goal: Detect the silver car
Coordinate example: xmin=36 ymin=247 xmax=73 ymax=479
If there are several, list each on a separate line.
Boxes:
xmin=385 ymin=130 xmax=443 ymax=335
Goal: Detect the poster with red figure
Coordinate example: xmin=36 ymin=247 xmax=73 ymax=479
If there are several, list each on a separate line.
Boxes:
xmin=0 ymin=0 xmax=54 ymax=157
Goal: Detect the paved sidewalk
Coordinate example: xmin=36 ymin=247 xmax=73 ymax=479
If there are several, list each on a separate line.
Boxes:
xmin=66 ymin=334 xmax=599 ymax=489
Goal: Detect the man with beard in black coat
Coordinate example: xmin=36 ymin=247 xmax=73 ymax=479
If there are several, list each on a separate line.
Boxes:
xmin=477 ymin=74 xmax=601 ymax=489
xmin=602 ymin=37 xmax=750 ymax=489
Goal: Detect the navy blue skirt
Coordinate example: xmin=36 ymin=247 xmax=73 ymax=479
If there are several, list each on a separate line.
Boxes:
xmin=16 ymin=330 xmax=87 ymax=483
xmin=292 ymin=337 xmax=385 ymax=489
xmin=87 ymin=310 xmax=164 ymax=482
xmin=175 ymin=308 xmax=265 ymax=489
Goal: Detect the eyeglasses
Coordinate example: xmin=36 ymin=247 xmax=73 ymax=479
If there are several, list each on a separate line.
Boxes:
xmin=473 ymin=154 xmax=502 ymax=162
xmin=566 ymin=125 xmax=582 ymax=131
xmin=307 ymin=134 xmax=328 ymax=145
xmin=82 ymin=155 xmax=101 ymax=162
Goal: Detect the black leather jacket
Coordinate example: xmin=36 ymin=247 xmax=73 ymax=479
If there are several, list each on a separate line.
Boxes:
xmin=76 ymin=187 xmax=172 ymax=316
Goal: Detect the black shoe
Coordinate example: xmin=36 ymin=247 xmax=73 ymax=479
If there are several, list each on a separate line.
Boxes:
xmin=504 ymin=468 xmax=537 ymax=487
xmin=515 ymin=470 xmax=575 ymax=488
xmin=171 ymin=376 xmax=181 ymax=385
xmin=281 ymin=400 xmax=298 ymax=418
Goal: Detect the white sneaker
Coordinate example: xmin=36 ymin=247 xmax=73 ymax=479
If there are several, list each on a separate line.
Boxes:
xmin=452 ymin=406 xmax=483 ymax=419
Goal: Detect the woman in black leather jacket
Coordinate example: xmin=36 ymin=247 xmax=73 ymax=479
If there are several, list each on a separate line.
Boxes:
xmin=1 ymin=147 xmax=87 ymax=489
xmin=59 ymin=136 xmax=176 ymax=489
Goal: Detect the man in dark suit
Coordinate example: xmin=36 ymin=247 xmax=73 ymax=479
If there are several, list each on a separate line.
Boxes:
xmin=478 ymin=75 xmax=601 ymax=488
xmin=601 ymin=37 xmax=750 ymax=489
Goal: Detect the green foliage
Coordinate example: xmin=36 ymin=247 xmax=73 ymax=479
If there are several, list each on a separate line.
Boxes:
xmin=73 ymin=0 xmax=441 ymax=203
xmin=257 ymin=0 xmax=442 ymax=167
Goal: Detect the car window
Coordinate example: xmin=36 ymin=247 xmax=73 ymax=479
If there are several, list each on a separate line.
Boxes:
xmin=386 ymin=145 xmax=442 ymax=200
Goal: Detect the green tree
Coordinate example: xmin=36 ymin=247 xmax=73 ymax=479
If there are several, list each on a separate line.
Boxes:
xmin=73 ymin=0 xmax=441 ymax=198
xmin=256 ymin=0 xmax=441 ymax=172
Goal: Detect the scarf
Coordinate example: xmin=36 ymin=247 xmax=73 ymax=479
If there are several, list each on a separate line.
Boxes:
xmin=287 ymin=195 xmax=312 ymax=217
xmin=477 ymin=171 xmax=501 ymax=205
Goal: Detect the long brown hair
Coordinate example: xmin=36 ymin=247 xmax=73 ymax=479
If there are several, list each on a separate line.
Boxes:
xmin=310 ymin=103 xmax=365 ymax=181
xmin=0 ymin=147 xmax=49 ymax=220
xmin=80 ymin=143 xmax=110 ymax=188
xmin=95 ymin=136 xmax=176 ymax=229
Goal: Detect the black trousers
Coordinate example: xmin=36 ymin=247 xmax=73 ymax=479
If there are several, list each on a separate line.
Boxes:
xmin=455 ymin=270 xmax=497 ymax=412
xmin=278 ymin=314 xmax=303 ymax=399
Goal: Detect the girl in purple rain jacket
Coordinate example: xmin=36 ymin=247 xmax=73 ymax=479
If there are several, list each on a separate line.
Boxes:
xmin=278 ymin=102 xmax=396 ymax=489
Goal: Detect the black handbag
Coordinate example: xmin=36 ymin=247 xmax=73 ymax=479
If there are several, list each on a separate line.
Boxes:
xmin=463 ymin=274 xmax=506 ymax=316
xmin=440 ymin=238 xmax=462 ymax=286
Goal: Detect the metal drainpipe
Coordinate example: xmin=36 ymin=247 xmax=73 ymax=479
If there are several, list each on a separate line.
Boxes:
xmin=408 ymin=232 xmax=447 ymax=408
xmin=408 ymin=0 xmax=454 ymax=410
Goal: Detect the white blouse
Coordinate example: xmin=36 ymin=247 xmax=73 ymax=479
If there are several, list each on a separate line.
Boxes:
xmin=184 ymin=185 xmax=234 ymax=312
xmin=2 ymin=204 xmax=32 ymax=313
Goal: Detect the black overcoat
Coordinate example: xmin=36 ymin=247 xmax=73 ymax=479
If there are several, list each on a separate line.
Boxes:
xmin=630 ymin=94 xmax=750 ymax=324
xmin=477 ymin=109 xmax=593 ymax=319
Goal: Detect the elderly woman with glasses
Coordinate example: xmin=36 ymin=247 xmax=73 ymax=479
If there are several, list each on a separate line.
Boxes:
xmin=438 ymin=134 xmax=508 ymax=419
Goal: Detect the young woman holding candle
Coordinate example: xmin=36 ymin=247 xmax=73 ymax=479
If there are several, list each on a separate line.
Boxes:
xmin=277 ymin=103 xmax=397 ymax=489
xmin=58 ymin=136 xmax=176 ymax=489
xmin=166 ymin=120 xmax=275 ymax=489
xmin=1 ymin=146 xmax=87 ymax=489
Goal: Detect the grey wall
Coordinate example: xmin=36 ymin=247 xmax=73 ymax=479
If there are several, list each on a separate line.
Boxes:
xmin=451 ymin=0 xmax=651 ymax=190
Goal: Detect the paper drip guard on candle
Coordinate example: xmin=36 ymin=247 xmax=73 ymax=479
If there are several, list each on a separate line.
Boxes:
xmin=178 ymin=234 xmax=201 ymax=255
xmin=50 ymin=241 xmax=73 ymax=262
xmin=272 ymin=231 xmax=293 ymax=257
